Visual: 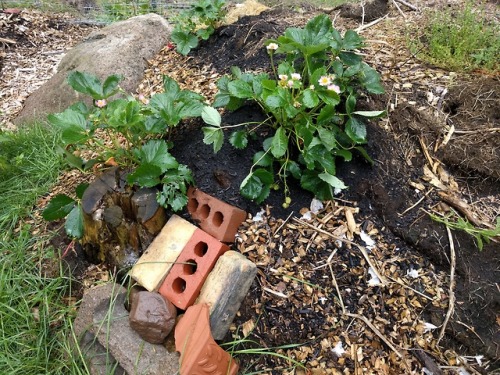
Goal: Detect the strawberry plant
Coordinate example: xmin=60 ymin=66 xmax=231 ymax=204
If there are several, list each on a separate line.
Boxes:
xmin=43 ymin=71 xmax=208 ymax=237
xmin=171 ymin=0 xmax=226 ymax=55
xmin=202 ymin=14 xmax=385 ymax=205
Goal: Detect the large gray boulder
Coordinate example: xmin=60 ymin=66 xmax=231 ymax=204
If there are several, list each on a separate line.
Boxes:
xmin=15 ymin=13 xmax=171 ymax=125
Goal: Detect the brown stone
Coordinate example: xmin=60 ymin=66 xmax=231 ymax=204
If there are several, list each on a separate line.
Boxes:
xmin=129 ymin=291 xmax=177 ymax=344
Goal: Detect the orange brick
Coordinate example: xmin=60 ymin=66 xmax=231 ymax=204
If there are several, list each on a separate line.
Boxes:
xmin=187 ymin=187 xmax=247 ymax=243
xmin=159 ymin=229 xmax=229 ymax=310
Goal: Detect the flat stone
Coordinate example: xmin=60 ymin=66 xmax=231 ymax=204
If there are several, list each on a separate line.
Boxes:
xmin=92 ymin=288 xmax=179 ymax=374
xmin=129 ymin=291 xmax=177 ymax=344
xmin=196 ymin=250 xmax=257 ymax=340
xmin=129 ymin=214 xmax=197 ymax=291
xmin=73 ymin=283 xmax=127 ymax=375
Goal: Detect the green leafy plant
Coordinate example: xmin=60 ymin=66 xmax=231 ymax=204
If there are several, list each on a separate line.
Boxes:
xmin=410 ymin=0 xmax=499 ymax=73
xmin=100 ymin=0 xmax=153 ymax=21
xmin=171 ymin=0 xmax=226 ymax=55
xmin=430 ymin=211 xmax=500 ymax=251
xmin=43 ymin=71 xmax=207 ymax=238
xmin=202 ymin=14 xmax=385 ymax=205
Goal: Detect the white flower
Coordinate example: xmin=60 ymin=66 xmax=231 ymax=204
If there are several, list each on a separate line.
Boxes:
xmin=287 ymin=80 xmax=294 ymax=88
xmin=318 ymin=76 xmax=331 ymax=86
xmin=278 ymin=74 xmax=288 ymax=81
xmin=266 ymin=42 xmax=279 ymax=51
xmin=95 ymin=99 xmax=107 ymax=108
xmin=327 ymin=84 xmax=341 ymax=94
xmin=291 ymin=73 xmax=301 ymax=80
xmin=309 ymin=85 xmax=315 ymax=90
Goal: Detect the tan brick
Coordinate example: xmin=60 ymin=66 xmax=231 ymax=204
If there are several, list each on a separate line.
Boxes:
xmin=129 ymin=215 xmax=197 ymax=291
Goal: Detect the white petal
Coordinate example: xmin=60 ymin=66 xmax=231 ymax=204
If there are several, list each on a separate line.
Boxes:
xmin=360 ymin=230 xmax=376 ymax=249
xmin=368 ymin=267 xmax=381 ymax=286
xmin=310 ymin=198 xmax=324 ymax=214
xmin=331 ymin=341 xmax=345 ymax=356
xmin=252 ymin=209 xmax=265 ymax=222
xmin=301 ymin=211 xmax=312 ymax=221
xmin=406 ymin=268 xmax=419 ymax=279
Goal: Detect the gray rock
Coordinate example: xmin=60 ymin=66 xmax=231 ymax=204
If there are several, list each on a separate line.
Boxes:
xmin=15 ymin=14 xmax=172 ymax=125
xmin=73 ymin=283 xmax=127 ymax=375
xmin=93 ymin=288 xmax=179 ymax=375
xmin=129 ymin=291 xmax=177 ymax=344
xmin=196 ymin=251 xmax=257 ymax=340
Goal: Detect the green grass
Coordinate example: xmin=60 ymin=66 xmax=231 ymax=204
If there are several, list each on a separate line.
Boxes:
xmin=0 ymin=123 xmax=86 ymax=374
xmin=410 ymin=0 xmax=500 ymax=73
xmin=0 ymin=0 xmax=74 ymax=12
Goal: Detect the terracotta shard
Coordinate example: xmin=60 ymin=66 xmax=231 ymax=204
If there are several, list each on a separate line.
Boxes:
xmin=175 ymin=304 xmax=238 ymax=375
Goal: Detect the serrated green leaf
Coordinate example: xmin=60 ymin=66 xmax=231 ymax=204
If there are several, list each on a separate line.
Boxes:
xmin=42 ymin=194 xmax=76 ymax=221
xmin=346 ymin=94 xmax=356 ymax=115
xmin=285 ymin=160 xmax=302 ymax=179
xmin=317 ymin=126 xmax=337 ymax=151
xmin=300 ymin=170 xmax=333 ymax=200
xmin=229 ymin=130 xmax=248 ymax=149
xmin=75 ymin=183 xmax=89 ymax=199
xmin=172 ymin=31 xmax=199 ymax=55
xmin=359 ymin=62 xmax=385 ymax=94
xmin=102 ymin=74 xmax=123 ymax=97
xmin=127 ymin=163 xmax=162 ymax=187
xmin=343 ymin=30 xmax=363 ymax=50
xmin=228 ymin=80 xmax=254 ymax=99
xmin=270 ymin=127 xmax=288 ymax=158
xmin=318 ymin=172 xmax=347 ymax=190
xmin=253 ymin=151 xmax=273 ymax=167
xmin=48 ymin=109 xmax=89 ymax=144
xmin=345 ymin=117 xmax=367 ymax=144
xmin=67 ymin=71 xmax=104 ymax=99
xmin=202 ymin=127 xmax=224 ymax=153
xmin=301 ymin=89 xmax=319 ymax=108
xmin=353 ymin=146 xmax=373 ymax=165
xmin=201 ymin=106 xmax=221 ymax=126
xmin=65 ymin=204 xmax=84 ymax=239
xmin=139 ymin=140 xmax=178 ymax=172
xmin=240 ymin=172 xmax=263 ymax=201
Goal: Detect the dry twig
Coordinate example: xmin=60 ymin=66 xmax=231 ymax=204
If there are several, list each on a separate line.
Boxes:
xmin=437 ymin=227 xmax=456 ymax=345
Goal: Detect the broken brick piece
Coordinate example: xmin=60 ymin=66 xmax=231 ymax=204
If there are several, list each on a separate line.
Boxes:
xmin=187 ymin=187 xmax=247 ymax=243
xmin=159 ymin=229 xmax=229 ymax=310
xmin=175 ymin=304 xmax=238 ymax=375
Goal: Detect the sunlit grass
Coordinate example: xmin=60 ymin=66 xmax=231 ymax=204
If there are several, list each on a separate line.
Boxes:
xmin=410 ymin=0 xmax=499 ymax=73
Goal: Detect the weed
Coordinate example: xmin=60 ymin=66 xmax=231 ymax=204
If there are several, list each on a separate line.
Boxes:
xmin=410 ymin=1 xmax=500 ymax=72
xmin=170 ymin=0 xmax=227 ymax=55
xmin=429 ymin=210 xmax=500 ymax=251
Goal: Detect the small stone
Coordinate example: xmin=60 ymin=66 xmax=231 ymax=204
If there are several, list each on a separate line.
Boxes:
xmin=129 ymin=291 xmax=177 ymax=344
xmin=196 ymin=251 xmax=257 ymax=340
xmin=92 ymin=289 xmax=179 ymax=374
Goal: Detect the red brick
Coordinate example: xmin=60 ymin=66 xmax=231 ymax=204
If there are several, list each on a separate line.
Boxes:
xmin=158 ymin=229 xmax=229 ymax=310
xmin=175 ymin=303 xmax=238 ymax=375
xmin=187 ymin=187 xmax=247 ymax=243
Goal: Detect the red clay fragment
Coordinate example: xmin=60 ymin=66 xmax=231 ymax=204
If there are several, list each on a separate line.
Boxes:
xmin=175 ymin=303 xmax=238 ymax=375
xmin=159 ymin=229 xmax=229 ymax=310
xmin=187 ymin=187 xmax=247 ymax=243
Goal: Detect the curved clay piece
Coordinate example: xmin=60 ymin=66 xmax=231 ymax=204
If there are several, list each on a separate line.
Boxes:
xmin=175 ymin=304 xmax=238 ymax=375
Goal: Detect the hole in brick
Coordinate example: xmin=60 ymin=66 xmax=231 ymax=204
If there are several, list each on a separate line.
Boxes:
xmin=212 ymin=211 xmax=224 ymax=227
xmin=188 ymin=197 xmax=199 ymax=212
xmin=200 ymin=204 xmax=210 ymax=219
xmin=172 ymin=277 xmax=186 ymax=294
xmin=183 ymin=259 xmax=198 ymax=275
xmin=194 ymin=241 xmax=208 ymax=257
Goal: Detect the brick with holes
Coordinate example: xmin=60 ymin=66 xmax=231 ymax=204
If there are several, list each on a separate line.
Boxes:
xmin=187 ymin=187 xmax=247 ymax=243
xmin=158 ymin=229 xmax=229 ymax=310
